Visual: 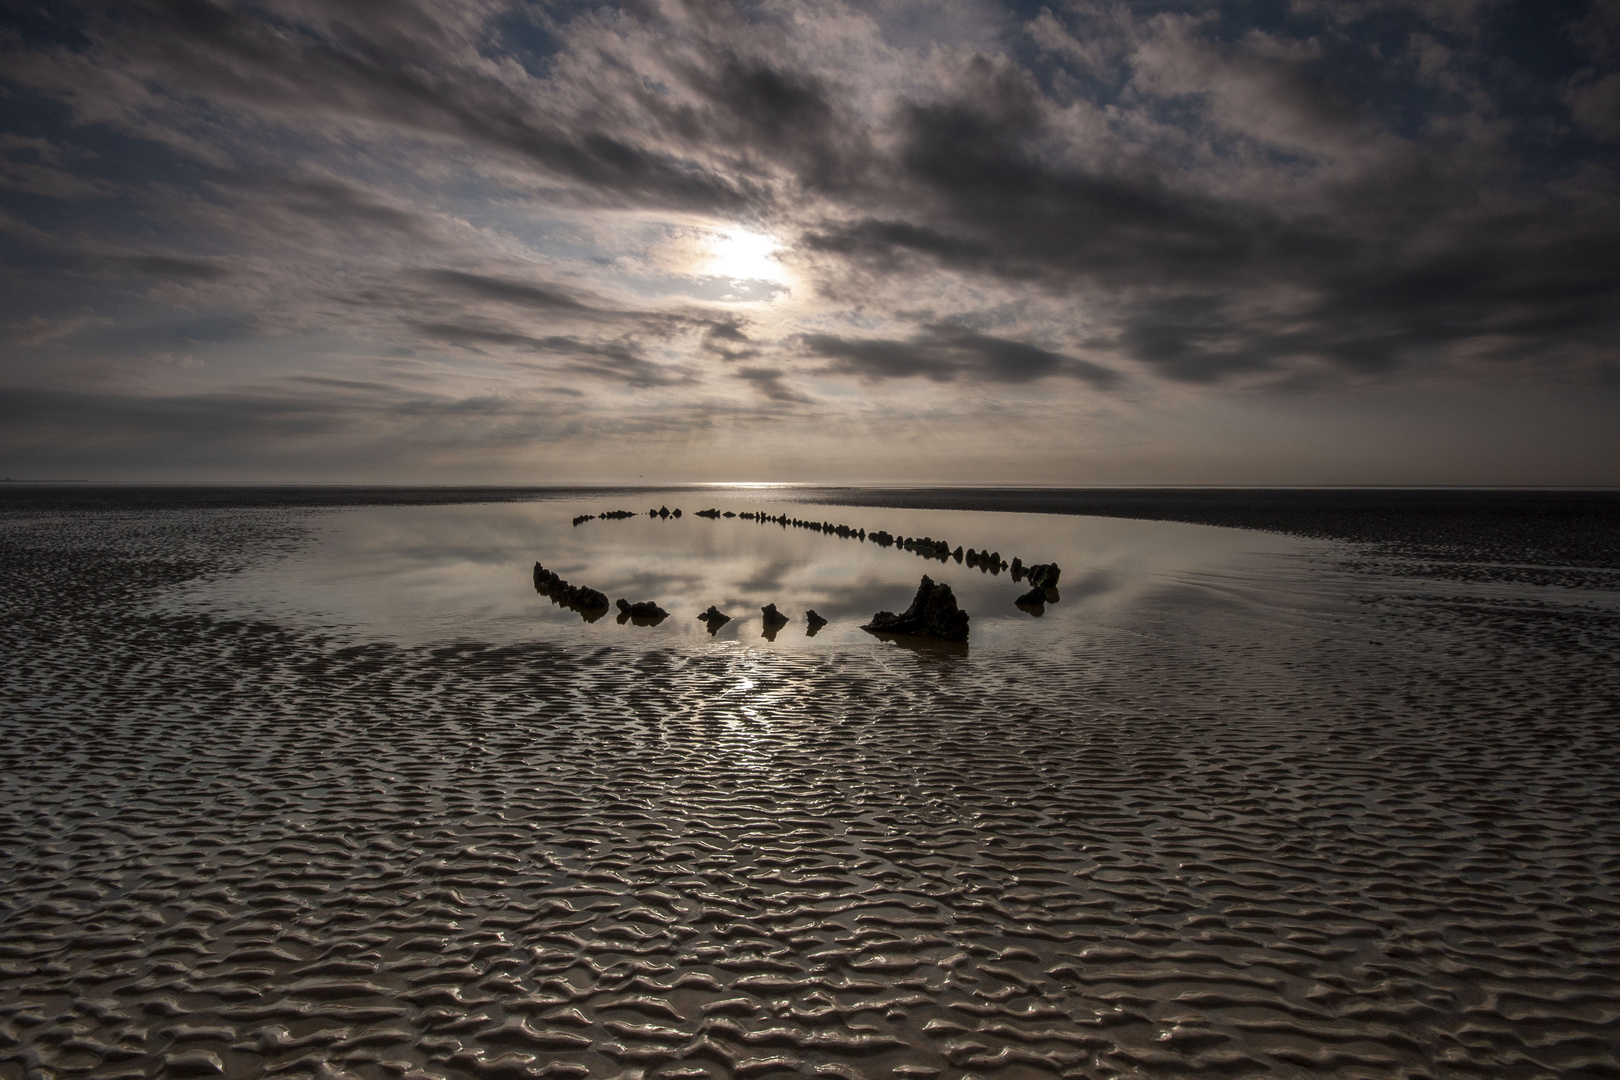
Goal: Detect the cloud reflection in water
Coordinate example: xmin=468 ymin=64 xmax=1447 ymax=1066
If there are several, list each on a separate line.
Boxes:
xmin=166 ymin=494 xmax=1319 ymax=652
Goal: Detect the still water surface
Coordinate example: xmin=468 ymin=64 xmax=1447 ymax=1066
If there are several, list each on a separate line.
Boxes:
xmin=167 ymin=493 xmax=1332 ymax=650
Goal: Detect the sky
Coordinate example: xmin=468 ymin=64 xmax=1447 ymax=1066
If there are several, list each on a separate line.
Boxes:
xmin=1 ymin=0 xmax=1617 ymax=485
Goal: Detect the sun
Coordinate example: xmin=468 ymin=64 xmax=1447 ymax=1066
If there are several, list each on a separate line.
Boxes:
xmin=704 ymin=228 xmax=781 ymax=281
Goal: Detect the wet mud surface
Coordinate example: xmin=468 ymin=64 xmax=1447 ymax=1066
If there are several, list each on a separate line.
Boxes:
xmin=4 ymin=502 xmax=1620 ymax=1080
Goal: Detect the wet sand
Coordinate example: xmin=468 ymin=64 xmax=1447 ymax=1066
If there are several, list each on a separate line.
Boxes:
xmin=3 ymin=491 xmax=1619 ymax=1079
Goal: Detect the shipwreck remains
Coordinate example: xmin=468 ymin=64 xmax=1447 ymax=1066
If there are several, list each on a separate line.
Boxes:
xmin=616 ymin=598 xmax=669 ymax=626
xmin=862 ymin=576 xmax=970 ymax=642
xmin=532 ymin=562 xmax=611 ymax=621
xmin=760 ymin=603 xmax=790 ymax=640
xmin=1015 ymin=587 xmax=1047 ymax=615
xmin=1023 ymin=562 xmax=1062 ymax=590
xmin=573 ymin=510 xmax=638 ymax=526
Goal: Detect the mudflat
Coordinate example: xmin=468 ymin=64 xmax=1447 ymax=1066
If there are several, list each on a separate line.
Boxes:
xmin=3 ymin=487 xmax=1618 ymax=1080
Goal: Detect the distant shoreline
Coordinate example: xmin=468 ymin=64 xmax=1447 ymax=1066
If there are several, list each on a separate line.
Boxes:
xmin=3 ymin=483 xmax=1618 ymax=567
xmin=797 ymin=487 xmax=1620 ymax=562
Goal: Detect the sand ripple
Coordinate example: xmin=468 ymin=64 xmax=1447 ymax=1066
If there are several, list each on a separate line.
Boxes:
xmin=3 ymin=506 xmax=1619 ymax=1079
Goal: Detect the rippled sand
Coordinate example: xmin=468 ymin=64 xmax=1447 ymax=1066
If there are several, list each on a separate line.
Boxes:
xmin=4 ymin=497 xmax=1620 ymax=1080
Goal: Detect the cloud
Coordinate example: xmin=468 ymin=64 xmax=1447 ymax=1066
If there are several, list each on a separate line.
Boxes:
xmin=416 ymin=269 xmax=593 ymax=312
xmin=59 ymin=0 xmax=766 ymax=212
xmin=792 ymin=18 xmax=1619 ymax=382
xmin=0 ymin=134 xmax=115 ymax=199
xmin=803 ymin=325 xmax=1120 ymax=386
xmin=1565 ymin=71 xmax=1620 ymax=142
xmin=266 ymin=176 xmax=441 ymax=237
xmin=115 ymin=255 xmax=231 ymax=281
xmin=732 ymin=365 xmax=810 ymax=403
xmin=0 ymin=0 xmax=1617 ymax=479
xmin=415 ymin=322 xmax=685 ymax=387
xmin=0 ymin=384 xmax=362 ymax=444
xmin=1130 ymin=17 xmax=1366 ymax=157
xmin=6 ymin=314 xmax=111 ymax=346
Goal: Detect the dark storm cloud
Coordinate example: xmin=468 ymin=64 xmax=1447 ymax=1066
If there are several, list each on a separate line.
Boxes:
xmin=803 ymin=325 xmax=1121 ymax=387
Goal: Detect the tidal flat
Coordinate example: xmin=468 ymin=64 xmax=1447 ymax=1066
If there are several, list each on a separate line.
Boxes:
xmin=2 ymin=487 xmax=1619 ymax=1080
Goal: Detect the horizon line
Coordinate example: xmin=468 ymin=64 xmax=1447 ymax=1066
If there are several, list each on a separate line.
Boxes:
xmin=6 ymin=480 xmax=1620 ymax=493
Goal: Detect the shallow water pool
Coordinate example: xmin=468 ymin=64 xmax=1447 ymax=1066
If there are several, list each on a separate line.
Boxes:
xmin=163 ymin=493 xmax=1335 ymax=652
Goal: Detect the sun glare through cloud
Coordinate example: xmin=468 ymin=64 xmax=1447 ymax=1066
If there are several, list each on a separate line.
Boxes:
xmin=704 ymin=229 xmax=781 ymax=282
